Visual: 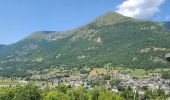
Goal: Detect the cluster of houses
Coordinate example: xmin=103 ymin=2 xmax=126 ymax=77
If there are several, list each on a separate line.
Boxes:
xmin=28 ymin=68 xmax=170 ymax=97
xmin=118 ymin=74 xmax=170 ymax=95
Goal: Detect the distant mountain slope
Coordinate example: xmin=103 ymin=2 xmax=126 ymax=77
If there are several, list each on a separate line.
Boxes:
xmin=158 ymin=21 xmax=170 ymax=30
xmin=0 ymin=12 xmax=170 ymax=77
xmin=0 ymin=45 xmax=5 ymax=49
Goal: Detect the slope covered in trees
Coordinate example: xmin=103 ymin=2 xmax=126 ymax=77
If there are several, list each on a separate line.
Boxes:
xmin=0 ymin=12 xmax=170 ymax=77
xmin=159 ymin=21 xmax=170 ymax=30
xmin=0 ymin=45 xmax=5 ymax=49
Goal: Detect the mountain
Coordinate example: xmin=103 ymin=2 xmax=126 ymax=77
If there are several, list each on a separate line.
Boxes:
xmin=0 ymin=45 xmax=5 ymax=49
xmin=158 ymin=21 xmax=170 ymax=30
xmin=0 ymin=12 xmax=170 ymax=77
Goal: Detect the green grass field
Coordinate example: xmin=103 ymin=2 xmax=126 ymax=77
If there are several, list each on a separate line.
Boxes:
xmin=151 ymin=68 xmax=170 ymax=73
xmin=129 ymin=69 xmax=146 ymax=77
xmin=0 ymin=79 xmax=20 ymax=85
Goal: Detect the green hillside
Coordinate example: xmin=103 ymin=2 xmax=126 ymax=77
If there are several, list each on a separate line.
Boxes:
xmin=158 ymin=21 xmax=170 ymax=30
xmin=0 ymin=12 xmax=170 ymax=77
xmin=0 ymin=45 xmax=5 ymax=49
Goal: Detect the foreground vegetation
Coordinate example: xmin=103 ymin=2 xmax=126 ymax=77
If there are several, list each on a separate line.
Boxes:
xmin=0 ymin=82 xmax=169 ymax=100
xmin=0 ymin=82 xmax=124 ymax=100
xmin=162 ymin=71 xmax=170 ymax=79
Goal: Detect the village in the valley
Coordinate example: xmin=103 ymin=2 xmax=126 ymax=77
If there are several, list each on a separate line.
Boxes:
xmin=1 ymin=66 xmax=170 ymax=99
xmin=32 ymin=67 xmax=170 ymax=94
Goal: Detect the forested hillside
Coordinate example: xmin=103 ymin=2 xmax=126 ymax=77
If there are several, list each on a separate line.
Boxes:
xmin=0 ymin=45 xmax=5 ymax=49
xmin=0 ymin=12 xmax=170 ymax=77
xmin=159 ymin=21 xmax=170 ymax=30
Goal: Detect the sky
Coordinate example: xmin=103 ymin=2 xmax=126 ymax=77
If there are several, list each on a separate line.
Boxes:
xmin=0 ymin=0 xmax=170 ymax=44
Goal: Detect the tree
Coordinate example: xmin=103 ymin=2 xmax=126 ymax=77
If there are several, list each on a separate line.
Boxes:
xmin=0 ymin=87 xmax=17 ymax=100
xmin=55 ymin=83 xmax=71 ymax=93
xmin=96 ymin=88 xmax=123 ymax=100
xmin=67 ymin=87 xmax=89 ymax=100
xmin=14 ymin=82 xmax=41 ymax=100
xmin=43 ymin=91 xmax=69 ymax=100
xmin=110 ymin=79 xmax=121 ymax=87
xmin=121 ymin=87 xmax=134 ymax=100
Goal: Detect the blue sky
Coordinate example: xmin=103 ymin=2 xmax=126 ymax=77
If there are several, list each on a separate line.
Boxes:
xmin=0 ymin=0 xmax=169 ymax=44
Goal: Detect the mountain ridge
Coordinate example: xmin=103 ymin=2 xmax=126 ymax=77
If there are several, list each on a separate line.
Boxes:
xmin=158 ymin=21 xmax=170 ymax=30
xmin=0 ymin=45 xmax=5 ymax=49
xmin=0 ymin=12 xmax=170 ymax=77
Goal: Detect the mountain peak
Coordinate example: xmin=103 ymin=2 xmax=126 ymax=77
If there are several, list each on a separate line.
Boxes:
xmin=91 ymin=12 xmax=133 ymax=27
xmin=1 ymin=11 xmax=170 ymax=77
xmin=101 ymin=12 xmax=126 ymax=18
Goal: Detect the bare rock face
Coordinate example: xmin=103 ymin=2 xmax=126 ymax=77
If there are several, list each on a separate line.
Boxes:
xmin=25 ymin=31 xmax=72 ymax=41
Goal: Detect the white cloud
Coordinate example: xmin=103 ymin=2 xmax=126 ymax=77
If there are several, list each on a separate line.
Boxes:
xmin=116 ymin=0 xmax=165 ymax=19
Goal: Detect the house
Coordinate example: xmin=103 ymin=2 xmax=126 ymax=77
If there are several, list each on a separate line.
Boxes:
xmin=19 ymin=80 xmax=28 ymax=84
xmin=138 ymin=90 xmax=145 ymax=96
xmin=161 ymin=84 xmax=170 ymax=94
xmin=112 ymin=86 xmax=119 ymax=93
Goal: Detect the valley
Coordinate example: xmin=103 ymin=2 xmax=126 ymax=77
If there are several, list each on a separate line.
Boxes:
xmin=1 ymin=67 xmax=170 ymax=99
xmin=0 ymin=12 xmax=170 ymax=100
